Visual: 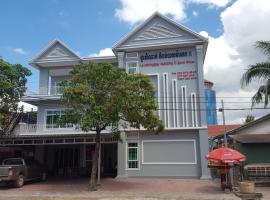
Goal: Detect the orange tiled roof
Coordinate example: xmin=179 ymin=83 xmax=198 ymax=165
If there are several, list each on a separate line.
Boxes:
xmin=208 ymin=125 xmax=241 ymax=138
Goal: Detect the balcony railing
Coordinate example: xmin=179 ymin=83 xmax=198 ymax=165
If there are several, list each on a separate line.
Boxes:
xmin=15 ymin=123 xmax=114 ymax=135
xmin=15 ymin=123 xmax=83 ymax=135
xmin=24 ymin=86 xmax=64 ymax=96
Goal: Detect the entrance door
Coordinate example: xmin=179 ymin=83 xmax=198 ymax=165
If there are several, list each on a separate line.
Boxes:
xmin=101 ymin=144 xmax=117 ymax=177
xmin=53 ymin=147 xmax=80 ymax=177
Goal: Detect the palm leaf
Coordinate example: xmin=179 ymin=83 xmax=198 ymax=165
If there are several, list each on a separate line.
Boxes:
xmin=264 ymin=79 xmax=270 ymax=106
xmin=256 ymin=41 xmax=270 ymax=58
xmin=241 ymin=62 xmax=270 ymax=88
xmin=251 ymin=80 xmax=270 ymax=107
xmin=251 ymin=85 xmax=265 ymax=107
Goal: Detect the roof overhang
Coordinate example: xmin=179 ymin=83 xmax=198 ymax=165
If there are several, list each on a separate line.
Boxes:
xmin=81 ymin=56 xmax=117 ymax=63
xmin=29 ymin=59 xmax=82 ymax=69
xmin=230 ymin=133 xmax=270 ymax=143
xmin=115 ymin=40 xmax=205 ymax=52
xmin=21 ymin=96 xmax=61 ymax=106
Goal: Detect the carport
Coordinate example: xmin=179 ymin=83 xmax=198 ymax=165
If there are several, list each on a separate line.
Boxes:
xmin=0 ymin=134 xmax=118 ymax=183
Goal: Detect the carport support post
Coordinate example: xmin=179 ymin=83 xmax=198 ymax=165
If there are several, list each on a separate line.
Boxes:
xmin=97 ymin=145 xmax=101 ymax=185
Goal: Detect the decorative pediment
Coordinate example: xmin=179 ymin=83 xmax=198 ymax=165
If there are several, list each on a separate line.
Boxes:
xmin=113 ymin=12 xmax=207 ymax=51
xmin=47 ymin=47 xmax=69 ymax=58
xmin=30 ymin=39 xmax=80 ymax=63
xmin=133 ymin=22 xmax=182 ymax=41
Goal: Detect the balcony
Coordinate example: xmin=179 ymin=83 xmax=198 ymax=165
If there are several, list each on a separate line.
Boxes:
xmin=21 ymin=86 xmax=64 ymax=105
xmin=14 ymin=123 xmax=113 ymax=135
xmin=25 ymin=85 xmax=64 ymax=96
xmin=14 ymin=123 xmax=82 ymax=135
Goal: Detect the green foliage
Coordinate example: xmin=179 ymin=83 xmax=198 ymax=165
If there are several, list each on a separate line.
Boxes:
xmin=244 ymin=115 xmax=255 ymax=124
xmin=241 ymin=41 xmax=270 ymax=107
xmin=61 ymin=62 xmax=164 ymax=135
xmin=61 ymin=62 xmax=164 ymax=190
xmin=0 ymin=58 xmax=31 ymax=130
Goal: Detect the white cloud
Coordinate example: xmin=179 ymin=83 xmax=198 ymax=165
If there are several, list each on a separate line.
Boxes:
xmin=115 ymin=0 xmax=231 ymax=25
xmin=204 ymin=0 xmax=270 ymax=124
xmin=89 ymin=48 xmax=114 ymax=57
xmin=115 ymin=0 xmax=186 ymax=25
xmin=192 ymin=11 xmax=199 ymax=17
xmin=13 ymin=48 xmax=27 ymax=55
xmin=190 ymin=0 xmax=231 ymax=7
xmin=199 ymin=31 xmax=208 ymax=38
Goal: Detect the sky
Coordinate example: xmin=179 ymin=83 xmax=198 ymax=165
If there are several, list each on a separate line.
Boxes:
xmin=1 ymin=0 xmax=270 ymax=123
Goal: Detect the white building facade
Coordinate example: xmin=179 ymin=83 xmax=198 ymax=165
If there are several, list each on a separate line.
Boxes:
xmin=1 ymin=13 xmax=210 ymax=179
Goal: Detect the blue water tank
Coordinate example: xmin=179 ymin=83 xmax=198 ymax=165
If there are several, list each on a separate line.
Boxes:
xmin=204 ymin=80 xmax=217 ymax=125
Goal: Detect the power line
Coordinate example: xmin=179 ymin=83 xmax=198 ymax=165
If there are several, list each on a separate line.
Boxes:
xmin=156 ymin=107 xmax=270 ymax=111
xmin=156 ymin=96 xmax=262 ymax=99
xmin=156 ymin=101 xmax=262 ymax=104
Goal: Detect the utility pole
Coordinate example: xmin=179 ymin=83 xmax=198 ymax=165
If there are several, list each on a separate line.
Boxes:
xmin=219 ymin=99 xmax=228 ymax=147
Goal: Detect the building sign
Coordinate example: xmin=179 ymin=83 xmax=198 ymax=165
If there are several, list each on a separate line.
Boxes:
xmin=139 ymin=49 xmax=195 ymax=68
xmin=140 ymin=60 xmax=195 ymax=68
xmin=140 ymin=50 xmax=192 ymax=63
xmin=172 ymin=71 xmax=197 ymax=80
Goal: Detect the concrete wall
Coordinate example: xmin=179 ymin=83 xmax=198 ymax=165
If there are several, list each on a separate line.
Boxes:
xmin=117 ymin=130 xmax=210 ymax=178
xmin=234 ymin=142 xmax=270 ymax=164
xmin=122 ymin=46 xmax=206 ymax=129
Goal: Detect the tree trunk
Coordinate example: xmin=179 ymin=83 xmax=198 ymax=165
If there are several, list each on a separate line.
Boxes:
xmin=89 ymin=130 xmax=101 ymax=191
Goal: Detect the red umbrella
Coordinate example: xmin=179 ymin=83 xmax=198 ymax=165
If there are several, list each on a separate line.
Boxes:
xmin=206 ymin=147 xmax=246 ymax=163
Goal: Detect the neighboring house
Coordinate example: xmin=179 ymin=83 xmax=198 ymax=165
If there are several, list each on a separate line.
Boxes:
xmin=208 ymin=125 xmax=241 ymax=139
xmin=208 ymin=124 xmax=240 ymax=150
xmin=0 ymin=12 xmax=210 ymax=179
xmin=204 ymin=80 xmax=217 ymax=125
xmin=228 ymin=113 xmax=270 ymax=164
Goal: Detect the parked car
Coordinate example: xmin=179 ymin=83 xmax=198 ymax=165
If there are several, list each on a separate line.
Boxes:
xmin=0 ymin=158 xmax=46 ymax=187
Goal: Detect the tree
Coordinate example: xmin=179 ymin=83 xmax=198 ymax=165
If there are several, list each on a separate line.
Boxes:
xmin=244 ymin=115 xmax=255 ymax=124
xmin=61 ymin=62 xmax=164 ymax=191
xmin=241 ymin=41 xmax=270 ymax=107
xmin=0 ymin=58 xmax=31 ymax=134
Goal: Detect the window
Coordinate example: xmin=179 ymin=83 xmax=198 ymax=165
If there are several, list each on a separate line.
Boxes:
xmin=127 ymin=62 xmax=138 ymax=74
xmin=45 ymin=110 xmax=73 ymax=129
xmin=55 ymin=81 xmax=64 ymax=95
xmin=127 ymin=143 xmax=139 ymax=169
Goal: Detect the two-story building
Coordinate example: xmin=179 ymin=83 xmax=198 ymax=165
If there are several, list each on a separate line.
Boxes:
xmin=0 ymin=12 xmax=210 ymax=179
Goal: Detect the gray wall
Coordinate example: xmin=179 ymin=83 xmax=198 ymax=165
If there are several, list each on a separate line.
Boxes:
xmin=117 ymin=130 xmax=202 ymax=178
xmin=122 ymin=46 xmax=205 ymax=128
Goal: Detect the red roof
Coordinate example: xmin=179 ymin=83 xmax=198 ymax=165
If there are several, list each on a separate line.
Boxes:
xmin=208 ymin=125 xmax=240 ymax=138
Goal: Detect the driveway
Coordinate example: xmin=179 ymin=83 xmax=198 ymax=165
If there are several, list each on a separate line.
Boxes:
xmin=0 ymin=178 xmax=269 ymax=200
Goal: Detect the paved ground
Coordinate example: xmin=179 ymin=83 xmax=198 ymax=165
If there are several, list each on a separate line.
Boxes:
xmin=0 ymin=178 xmax=269 ymax=200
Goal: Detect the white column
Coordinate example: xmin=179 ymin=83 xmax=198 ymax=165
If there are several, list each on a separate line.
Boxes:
xmin=196 ymin=45 xmax=211 ymax=179
xmin=196 ymin=45 xmax=207 ymax=127
xmin=39 ymin=68 xmax=49 ymax=95
xmin=199 ymin=129 xmax=211 ymax=179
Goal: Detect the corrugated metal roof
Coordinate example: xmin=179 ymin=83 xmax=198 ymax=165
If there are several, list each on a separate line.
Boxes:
xmin=208 ymin=125 xmax=240 ymax=138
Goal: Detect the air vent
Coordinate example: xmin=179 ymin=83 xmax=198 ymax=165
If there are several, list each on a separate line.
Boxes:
xmin=126 ymin=52 xmax=138 ymax=58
